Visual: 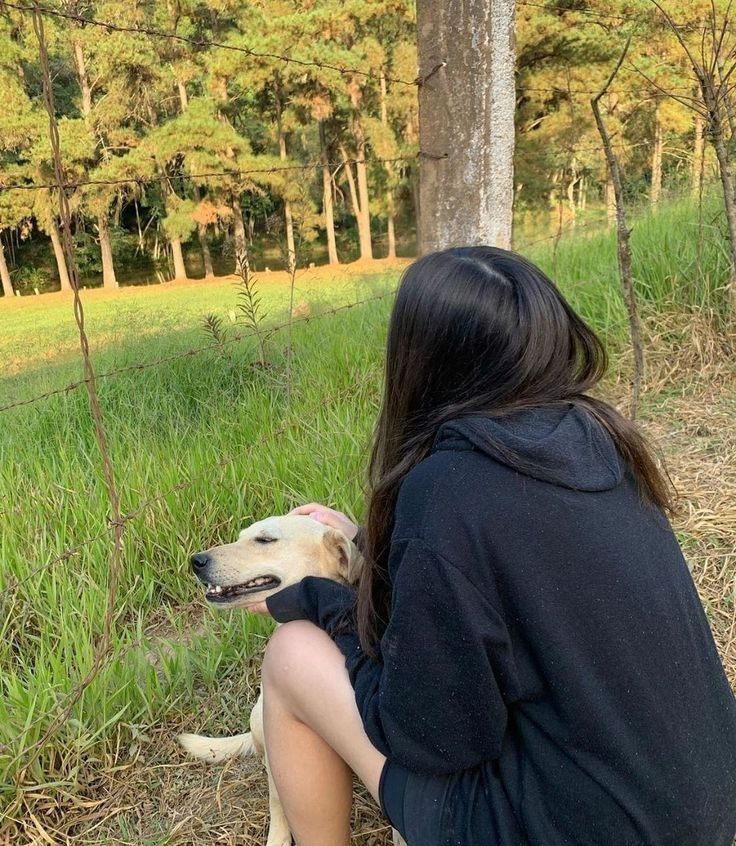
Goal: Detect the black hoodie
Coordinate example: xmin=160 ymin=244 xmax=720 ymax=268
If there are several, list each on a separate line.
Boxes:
xmin=267 ymin=405 xmax=736 ymax=845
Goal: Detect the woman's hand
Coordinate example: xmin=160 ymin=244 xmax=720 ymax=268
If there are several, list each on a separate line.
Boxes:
xmin=287 ymin=502 xmax=359 ymax=541
xmin=243 ymin=598 xmax=271 ymax=616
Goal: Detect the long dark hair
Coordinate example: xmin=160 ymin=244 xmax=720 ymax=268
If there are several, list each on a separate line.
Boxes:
xmin=358 ymin=246 xmax=673 ymax=655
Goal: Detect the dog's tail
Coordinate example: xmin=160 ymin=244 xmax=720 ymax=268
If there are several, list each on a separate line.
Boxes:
xmin=177 ymin=731 xmax=256 ymax=763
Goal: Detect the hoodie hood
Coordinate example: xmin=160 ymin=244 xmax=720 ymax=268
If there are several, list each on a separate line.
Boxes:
xmin=430 ymin=404 xmax=624 ymax=492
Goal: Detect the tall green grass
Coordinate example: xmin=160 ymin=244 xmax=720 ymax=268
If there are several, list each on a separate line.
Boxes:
xmin=526 ymin=192 xmax=732 ymax=336
xmin=0 ymin=192 xmax=731 ymax=812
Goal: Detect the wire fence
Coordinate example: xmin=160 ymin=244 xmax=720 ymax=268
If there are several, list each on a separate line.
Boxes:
xmin=0 ymin=157 xmax=415 ymax=193
xmin=1 ymin=0 xmax=728 ymax=812
xmin=0 ymin=2 xmax=406 ymax=792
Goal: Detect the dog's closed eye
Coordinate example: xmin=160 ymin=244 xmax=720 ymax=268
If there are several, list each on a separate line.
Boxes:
xmin=254 ymin=536 xmax=278 ymax=544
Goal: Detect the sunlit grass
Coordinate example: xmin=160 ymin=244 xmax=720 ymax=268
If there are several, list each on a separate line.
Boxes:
xmin=0 ymin=191 xmax=732 ymax=809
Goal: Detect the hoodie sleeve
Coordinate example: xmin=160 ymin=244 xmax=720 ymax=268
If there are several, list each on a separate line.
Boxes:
xmin=266 ymin=536 xmax=517 ymax=775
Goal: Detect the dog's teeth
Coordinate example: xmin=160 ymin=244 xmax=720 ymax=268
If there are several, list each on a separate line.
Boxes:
xmin=215 ymin=585 xmax=222 ymax=593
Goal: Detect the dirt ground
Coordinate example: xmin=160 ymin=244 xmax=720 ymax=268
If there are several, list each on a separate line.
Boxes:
xmin=5 ymin=319 xmax=735 ymax=846
xmin=0 ymin=257 xmax=411 ymax=313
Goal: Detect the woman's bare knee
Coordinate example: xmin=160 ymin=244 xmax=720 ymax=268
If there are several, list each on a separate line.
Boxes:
xmin=262 ymin=621 xmax=342 ymax=695
xmin=261 ymin=620 xmax=385 ymax=802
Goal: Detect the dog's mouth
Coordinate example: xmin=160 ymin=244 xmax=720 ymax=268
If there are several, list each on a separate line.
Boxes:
xmin=204 ymin=575 xmax=281 ymax=603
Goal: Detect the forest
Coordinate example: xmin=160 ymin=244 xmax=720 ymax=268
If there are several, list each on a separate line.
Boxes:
xmin=0 ymin=0 xmax=716 ymax=294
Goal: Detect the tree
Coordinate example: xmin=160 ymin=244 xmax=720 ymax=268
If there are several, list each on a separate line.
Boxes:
xmin=416 ymin=0 xmax=516 ymax=252
xmin=649 ymin=0 xmax=736 ymax=312
xmin=69 ymin=23 xmax=118 ymax=288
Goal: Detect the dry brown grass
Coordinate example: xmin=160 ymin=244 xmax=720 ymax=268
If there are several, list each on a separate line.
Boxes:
xmin=4 ymin=316 xmax=735 ymax=846
xmin=639 ymin=315 xmax=736 ymax=686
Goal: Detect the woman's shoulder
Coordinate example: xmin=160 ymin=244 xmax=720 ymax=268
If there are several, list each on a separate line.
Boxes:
xmin=392 ymin=448 xmax=503 ymax=549
xmin=396 ymin=447 xmax=492 ymax=513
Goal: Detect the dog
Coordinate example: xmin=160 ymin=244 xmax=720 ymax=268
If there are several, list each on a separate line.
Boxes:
xmin=178 ymin=514 xmax=367 ymax=846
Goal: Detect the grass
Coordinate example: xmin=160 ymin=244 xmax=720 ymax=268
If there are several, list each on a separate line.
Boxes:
xmin=0 ymin=194 xmax=734 ymax=843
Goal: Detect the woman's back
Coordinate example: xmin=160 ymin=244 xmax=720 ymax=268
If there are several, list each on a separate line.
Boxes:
xmin=379 ymin=404 xmax=736 ymax=844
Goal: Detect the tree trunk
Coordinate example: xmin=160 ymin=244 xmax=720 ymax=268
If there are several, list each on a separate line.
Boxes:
xmin=319 ymin=121 xmax=339 ymax=265
xmin=380 ymin=70 xmax=397 ymax=259
xmin=340 ymin=148 xmax=360 ymax=219
xmin=692 ymin=110 xmax=705 ymax=198
xmin=97 ymin=213 xmax=117 ymax=288
xmin=74 ymin=38 xmax=117 ymax=287
xmin=177 ymin=79 xmax=189 ymax=110
xmin=352 ymin=116 xmax=373 ymax=260
xmin=578 ymin=173 xmax=587 ymax=210
xmin=339 ymin=144 xmax=373 ymax=260
xmin=0 ymin=236 xmax=13 ymax=298
xmin=566 ymin=176 xmax=577 ymax=227
xmin=176 ymin=80 xmax=213 ymax=277
xmin=160 ymin=184 xmax=188 ymax=280
xmin=650 ymin=102 xmax=663 ymax=205
xmin=170 ymin=236 xmax=187 ymax=279
xmin=701 ymin=76 xmax=736 ymax=311
xmin=72 ymin=40 xmax=92 ymax=115
xmin=231 ymin=194 xmax=248 ymax=272
xmin=275 ymin=87 xmax=296 ymax=269
xmin=592 ymin=40 xmax=644 ymax=419
xmin=416 ymin=0 xmax=516 ymax=253
xmin=410 ymin=166 xmax=420 ymax=231
xmin=149 ymin=101 xmax=188 ymax=282
xmin=49 ymin=218 xmax=71 ymax=290
xmin=605 ymin=172 xmax=616 ymax=224
xmin=387 ymin=214 xmax=397 ymax=259
xmin=193 ymin=185 xmax=214 ymax=276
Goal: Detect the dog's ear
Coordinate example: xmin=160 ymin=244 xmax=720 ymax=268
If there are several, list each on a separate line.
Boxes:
xmin=323 ymin=528 xmax=363 ymax=584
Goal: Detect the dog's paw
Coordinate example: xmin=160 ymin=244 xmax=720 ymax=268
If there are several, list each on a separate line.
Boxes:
xmin=265 ymin=833 xmax=292 ymax=846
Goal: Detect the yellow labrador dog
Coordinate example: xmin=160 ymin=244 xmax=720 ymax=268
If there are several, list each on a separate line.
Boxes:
xmin=179 ymin=514 xmax=366 ymax=846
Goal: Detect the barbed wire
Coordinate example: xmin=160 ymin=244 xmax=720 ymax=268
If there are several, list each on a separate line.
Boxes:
xmin=3 ymin=419 xmax=293 ymax=618
xmin=1 ymin=291 xmax=393 ymax=594
xmin=3 ymin=0 xmax=727 ymax=792
xmin=3 ymin=3 xmax=395 ymax=777
xmin=0 ymin=0 xmax=417 ymax=87
xmin=0 ymin=156 xmax=414 ymax=193
xmin=514 ymin=214 xmax=609 ymax=251
xmin=14 ymin=2 xmax=127 ymax=784
xmin=0 ymin=287 xmax=397 ymax=415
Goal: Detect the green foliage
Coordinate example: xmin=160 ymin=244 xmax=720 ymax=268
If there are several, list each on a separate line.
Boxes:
xmin=162 ymin=197 xmax=199 ymax=241
xmin=0 ymin=0 xmax=731 ymax=307
xmin=9 ymin=264 xmax=50 ymax=293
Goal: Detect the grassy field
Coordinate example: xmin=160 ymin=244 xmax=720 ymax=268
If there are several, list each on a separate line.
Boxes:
xmin=1 ymin=197 xmax=734 ymax=844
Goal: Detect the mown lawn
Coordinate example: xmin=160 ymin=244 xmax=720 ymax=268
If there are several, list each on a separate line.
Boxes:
xmin=1 ymin=198 xmax=734 ymax=843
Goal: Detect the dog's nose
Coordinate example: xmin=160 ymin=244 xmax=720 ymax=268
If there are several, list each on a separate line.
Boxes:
xmin=190 ymin=552 xmax=211 ymax=573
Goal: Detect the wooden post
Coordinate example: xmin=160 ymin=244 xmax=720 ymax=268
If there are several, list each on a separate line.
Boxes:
xmin=416 ymin=0 xmax=516 ymax=253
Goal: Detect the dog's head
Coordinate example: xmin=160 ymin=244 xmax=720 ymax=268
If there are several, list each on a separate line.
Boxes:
xmin=189 ymin=515 xmax=362 ymax=609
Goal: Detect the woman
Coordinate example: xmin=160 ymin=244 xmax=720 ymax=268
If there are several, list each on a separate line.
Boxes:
xmin=254 ymin=247 xmax=736 ymax=845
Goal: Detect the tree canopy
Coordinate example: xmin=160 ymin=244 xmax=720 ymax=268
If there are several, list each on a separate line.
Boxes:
xmin=0 ymin=0 xmax=726 ymax=294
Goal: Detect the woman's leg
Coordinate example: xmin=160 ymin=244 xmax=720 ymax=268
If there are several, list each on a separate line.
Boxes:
xmin=261 ymin=620 xmax=387 ymax=846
